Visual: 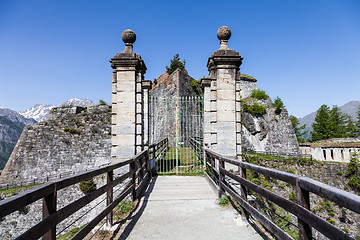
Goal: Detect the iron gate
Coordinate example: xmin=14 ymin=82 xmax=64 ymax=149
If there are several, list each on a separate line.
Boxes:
xmin=149 ymin=96 xmax=204 ymax=174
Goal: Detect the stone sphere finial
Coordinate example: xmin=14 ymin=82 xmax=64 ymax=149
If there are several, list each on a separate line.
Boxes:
xmin=122 ymin=29 xmax=136 ymax=45
xmin=217 ymin=26 xmax=231 ymax=41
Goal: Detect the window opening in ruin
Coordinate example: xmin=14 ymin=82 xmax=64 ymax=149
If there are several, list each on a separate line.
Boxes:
xmin=341 ymin=149 xmax=344 ymax=159
xmin=323 ymin=150 xmax=326 ymax=160
xmin=330 ymin=149 xmax=334 ymax=159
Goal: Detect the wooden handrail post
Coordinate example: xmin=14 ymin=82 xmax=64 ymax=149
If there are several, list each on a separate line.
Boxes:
xmin=42 ymin=188 xmax=57 ymax=240
xmin=241 ymin=167 xmax=249 ymax=220
xmin=218 ymin=158 xmax=225 ymax=198
xmin=296 ymin=179 xmax=312 ymax=240
xmin=106 ymin=170 xmax=113 ymax=226
xmin=130 ymin=160 xmax=136 ymax=200
xmin=146 ymin=150 xmax=152 ymax=178
xmin=210 ymin=156 xmax=216 ymax=183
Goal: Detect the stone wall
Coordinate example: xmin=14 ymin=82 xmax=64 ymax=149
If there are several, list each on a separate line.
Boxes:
xmin=0 ymin=105 xmax=111 ymax=185
xmin=239 ymin=74 xmax=257 ymax=99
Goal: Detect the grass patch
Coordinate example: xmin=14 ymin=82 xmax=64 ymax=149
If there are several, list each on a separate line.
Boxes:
xmin=0 ymin=183 xmax=43 ymax=198
xmin=56 ymin=224 xmax=86 ymax=240
xmin=218 ymin=195 xmax=231 ymax=206
xmin=250 ymin=89 xmax=269 ymax=100
xmin=113 ymin=199 xmax=135 ymax=222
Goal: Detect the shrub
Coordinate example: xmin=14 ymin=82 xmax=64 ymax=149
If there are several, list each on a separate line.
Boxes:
xmin=273 ymin=97 xmax=285 ymax=115
xmin=289 ymin=191 xmax=296 ymax=202
xmin=251 ymin=178 xmax=261 ymax=185
xmin=79 ymin=178 xmax=96 ymax=193
xmin=218 ymin=195 xmax=231 ymax=206
xmin=64 ymin=128 xmax=81 ymax=135
xmin=242 ymin=102 xmax=267 ymax=116
xmin=250 ymin=89 xmax=269 ymax=100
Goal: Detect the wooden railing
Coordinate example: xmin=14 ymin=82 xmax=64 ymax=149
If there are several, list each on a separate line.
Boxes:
xmin=148 ymin=138 xmax=168 ymax=171
xmin=205 ymin=149 xmax=360 ymax=240
xmin=189 ymin=137 xmax=204 ymax=162
xmin=0 ymin=138 xmax=168 ymax=240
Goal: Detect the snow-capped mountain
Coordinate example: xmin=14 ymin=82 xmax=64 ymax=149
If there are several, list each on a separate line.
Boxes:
xmin=60 ymin=98 xmax=94 ymax=107
xmin=0 ymin=108 xmax=36 ymax=125
xmin=0 ymin=108 xmax=36 ymax=169
xmin=19 ymin=98 xmax=95 ymax=122
xmin=19 ymin=104 xmax=55 ymax=122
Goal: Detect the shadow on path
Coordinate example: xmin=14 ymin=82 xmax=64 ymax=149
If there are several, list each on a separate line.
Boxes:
xmin=110 ymin=176 xmax=158 ymax=240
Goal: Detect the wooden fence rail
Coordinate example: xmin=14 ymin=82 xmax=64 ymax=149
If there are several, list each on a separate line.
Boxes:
xmin=205 ymin=149 xmax=360 ymax=240
xmin=0 ymin=138 xmax=168 ymax=240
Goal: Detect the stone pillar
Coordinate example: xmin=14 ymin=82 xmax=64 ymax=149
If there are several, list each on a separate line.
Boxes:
xmin=142 ymin=80 xmax=152 ymax=148
xmin=203 ymin=26 xmax=243 ymax=158
xmin=110 ymin=29 xmax=147 ymax=163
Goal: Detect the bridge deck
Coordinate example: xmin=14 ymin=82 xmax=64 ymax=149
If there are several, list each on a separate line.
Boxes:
xmin=117 ymin=176 xmax=262 ymax=240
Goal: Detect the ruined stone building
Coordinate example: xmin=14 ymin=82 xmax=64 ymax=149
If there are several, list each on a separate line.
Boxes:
xmin=299 ymin=138 xmax=360 ymax=162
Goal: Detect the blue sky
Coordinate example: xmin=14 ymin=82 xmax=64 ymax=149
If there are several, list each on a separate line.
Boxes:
xmin=0 ymin=0 xmax=359 ymax=118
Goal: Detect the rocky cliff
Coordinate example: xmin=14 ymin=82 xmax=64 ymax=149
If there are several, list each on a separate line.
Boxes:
xmin=242 ymin=107 xmax=300 ymax=156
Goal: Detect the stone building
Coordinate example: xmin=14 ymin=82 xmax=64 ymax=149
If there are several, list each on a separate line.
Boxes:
xmin=299 ymin=138 xmax=360 ymax=162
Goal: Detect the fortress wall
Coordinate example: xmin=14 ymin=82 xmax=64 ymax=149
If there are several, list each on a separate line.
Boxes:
xmin=0 ymin=105 xmax=111 ymax=185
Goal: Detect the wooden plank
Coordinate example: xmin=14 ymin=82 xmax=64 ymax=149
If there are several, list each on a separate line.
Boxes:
xmin=221 ymin=182 xmax=294 ymax=240
xmin=16 ymin=171 xmax=132 ymax=240
xmin=296 ymin=182 xmax=312 ymax=240
xmin=0 ymin=182 xmax=55 ymax=219
xmin=206 ymin=149 xmax=298 ymax=185
xmin=221 ymin=168 xmax=355 ymax=240
xmin=106 ymin=170 xmax=114 ymax=226
xmin=218 ymin=158 xmax=225 ymax=198
xmin=71 ymin=184 xmax=134 ymax=240
xmin=241 ymin=167 xmax=249 ymax=220
xmin=299 ymin=177 xmax=360 ymax=214
xmin=56 ymin=159 xmax=133 ymax=190
xmin=42 ymin=191 xmax=57 ymax=240
xmin=204 ymin=172 xmax=220 ymax=194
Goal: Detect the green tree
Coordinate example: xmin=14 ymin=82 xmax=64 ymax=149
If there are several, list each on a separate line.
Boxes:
xmin=166 ymin=54 xmax=185 ymax=74
xmin=290 ymin=115 xmax=308 ymax=143
xmin=273 ymin=97 xmax=284 ymax=115
xmin=99 ymin=99 xmax=107 ymax=105
xmin=346 ymin=152 xmax=360 ymax=193
xmin=329 ymin=105 xmax=347 ymax=138
xmin=344 ymin=114 xmax=357 ymax=138
xmin=311 ymin=104 xmax=331 ymax=141
xmin=356 ymin=106 xmax=360 ymax=137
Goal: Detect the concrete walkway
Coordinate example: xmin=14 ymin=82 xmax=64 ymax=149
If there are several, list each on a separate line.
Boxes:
xmin=118 ymin=176 xmax=263 ymax=240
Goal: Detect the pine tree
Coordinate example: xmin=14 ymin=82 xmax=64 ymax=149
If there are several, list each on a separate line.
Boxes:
xmin=356 ymin=106 xmax=360 ymax=137
xmin=329 ymin=105 xmax=347 ymax=138
xmin=344 ymin=114 xmax=357 ymax=137
xmin=290 ymin=115 xmax=308 ymax=143
xmin=311 ymin=104 xmax=331 ymax=141
xmin=166 ymin=54 xmax=186 ymax=74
